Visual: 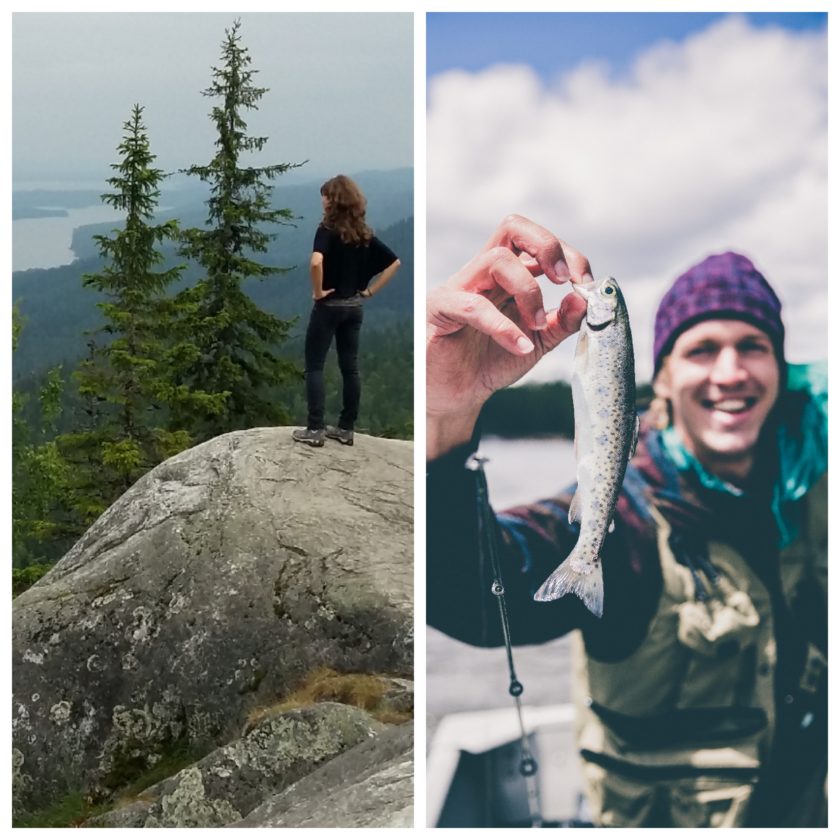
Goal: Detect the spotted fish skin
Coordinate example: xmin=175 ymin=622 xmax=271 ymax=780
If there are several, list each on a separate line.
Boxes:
xmin=533 ymin=276 xmax=637 ymax=617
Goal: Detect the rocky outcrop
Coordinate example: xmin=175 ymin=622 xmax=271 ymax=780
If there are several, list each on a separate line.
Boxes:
xmin=234 ymin=720 xmax=414 ymax=828
xmin=86 ymin=703 xmax=386 ymax=828
xmin=12 ymin=428 xmax=413 ymax=819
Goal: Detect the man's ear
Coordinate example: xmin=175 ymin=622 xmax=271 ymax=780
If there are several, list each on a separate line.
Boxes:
xmin=649 ymin=363 xmax=673 ymax=430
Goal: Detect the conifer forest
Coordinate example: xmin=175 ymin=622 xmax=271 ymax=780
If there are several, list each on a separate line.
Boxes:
xmin=12 ymin=21 xmax=414 ymax=582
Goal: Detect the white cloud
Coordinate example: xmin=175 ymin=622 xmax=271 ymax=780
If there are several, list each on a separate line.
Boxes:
xmin=427 ymin=16 xmax=827 ymax=383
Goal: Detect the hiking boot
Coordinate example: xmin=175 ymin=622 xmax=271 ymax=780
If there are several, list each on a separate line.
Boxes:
xmin=326 ymin=425 xmax=354 ymax=446
xmin=293 ymin=427 xmax=325 ymax=447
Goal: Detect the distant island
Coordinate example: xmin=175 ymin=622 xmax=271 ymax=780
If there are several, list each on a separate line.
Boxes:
xmin=12 ymin=189 xmax=104 ymax=221
xmin=13 ymin=207 xmax=70 ymax=221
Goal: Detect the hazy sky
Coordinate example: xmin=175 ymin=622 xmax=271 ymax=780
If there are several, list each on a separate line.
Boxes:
xmin=12 ymin=12 xmax=413 ymax=186
xmin=427 ymin=12 xmax=828 ymax=383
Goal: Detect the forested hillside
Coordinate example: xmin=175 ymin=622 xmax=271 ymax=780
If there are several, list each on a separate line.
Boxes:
xmin=13 ymin=19 xmax=414 ymax=582
xmin=13 ymin=175 xmax=413 ymax=377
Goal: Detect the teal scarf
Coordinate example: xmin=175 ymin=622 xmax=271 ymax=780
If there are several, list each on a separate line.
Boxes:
xmin=661 ymin=362 xmax=827 ymax=547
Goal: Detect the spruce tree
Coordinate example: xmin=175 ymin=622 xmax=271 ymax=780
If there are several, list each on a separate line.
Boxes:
xmin=174 ymin=18 xmax=302 ymax=440
xmin=57 ymin=105 xmax=199 ymax=526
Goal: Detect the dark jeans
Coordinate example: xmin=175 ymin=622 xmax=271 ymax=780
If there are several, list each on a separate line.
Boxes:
xmin=304 ymin=302 xmax=363 ymax=431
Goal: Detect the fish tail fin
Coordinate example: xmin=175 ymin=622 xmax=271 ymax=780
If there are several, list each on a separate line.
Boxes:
xmin=533 ymin=550 xmax=604 ymax=617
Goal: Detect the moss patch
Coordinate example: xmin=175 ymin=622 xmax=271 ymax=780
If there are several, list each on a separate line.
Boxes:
xmin=120 ymin=739 xmax=208 ymax=799
xmin=13 ymin=738 xmax=210 ymax=828
xmin=13 ymin=791 xmax=109 ymax=828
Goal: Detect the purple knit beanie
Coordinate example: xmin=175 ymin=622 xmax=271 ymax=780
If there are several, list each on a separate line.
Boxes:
xmin=653 ymin=252 xmax=785 ymax=376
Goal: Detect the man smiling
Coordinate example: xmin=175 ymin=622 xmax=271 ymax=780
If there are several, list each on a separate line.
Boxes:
xmin=426 ymin=223 xmax=827 ymax=827
xmin=651 ymin=252 xmax=785 ymax=483
xmin=656 ymin=318 xmax=779 ymax=480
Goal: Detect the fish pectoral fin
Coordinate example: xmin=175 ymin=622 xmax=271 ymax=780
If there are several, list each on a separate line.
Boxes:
xmin=568 ymin=490 xmax=581 ymax=524
xmin=629 ymin=414 xmax=640 ymax=460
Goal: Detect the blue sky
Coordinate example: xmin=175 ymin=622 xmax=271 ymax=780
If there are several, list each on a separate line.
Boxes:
xmin=428 ymin=12 xmax=827 ymax=81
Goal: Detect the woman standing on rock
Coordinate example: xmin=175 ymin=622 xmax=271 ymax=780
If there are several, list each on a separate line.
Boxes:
xmin=293 ymin=175 xmax=401 ymax=448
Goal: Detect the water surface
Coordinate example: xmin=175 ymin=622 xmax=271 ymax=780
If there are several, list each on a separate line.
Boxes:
xmin=13 ymin=205 xmax=122 ymax=272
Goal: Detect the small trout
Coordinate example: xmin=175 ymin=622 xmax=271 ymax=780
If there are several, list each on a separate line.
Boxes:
xmin=533 ymin=276 xmax=638 ymax=617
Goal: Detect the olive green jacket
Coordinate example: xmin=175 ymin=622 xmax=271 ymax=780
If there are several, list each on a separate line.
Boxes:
xmin=573 ymin=473 xmax=827 ymax=827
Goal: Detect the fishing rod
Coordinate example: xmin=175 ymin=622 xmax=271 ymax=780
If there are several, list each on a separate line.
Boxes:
xmin=468 ymin=452 xmax=542 ymax=828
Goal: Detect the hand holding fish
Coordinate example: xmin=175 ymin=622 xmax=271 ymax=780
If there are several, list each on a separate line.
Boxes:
xmin=427 ymin=215 xmax=591 ymax=459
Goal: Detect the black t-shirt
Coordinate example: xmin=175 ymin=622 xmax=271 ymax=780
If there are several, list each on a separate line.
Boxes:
xmin=312 ymin=225 xmax=398 ymax=299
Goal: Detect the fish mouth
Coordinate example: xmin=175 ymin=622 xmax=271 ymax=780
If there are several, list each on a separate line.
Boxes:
xmin=572 ymin=279 xmax=597 ymax=301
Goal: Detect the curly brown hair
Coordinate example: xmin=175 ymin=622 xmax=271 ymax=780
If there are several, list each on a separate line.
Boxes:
xmin=320 ymin=175 xmax=373 ymax=245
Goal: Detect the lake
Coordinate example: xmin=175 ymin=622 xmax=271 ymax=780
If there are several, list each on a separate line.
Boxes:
xmin=478 ymin=435 xmax=577 ymax=508
xmin=427 ymin=436 xmax=577 ymax=736
xmin=12 ymin=205 xmax=123 ymax=272
xmin=426 ymin=435 xmax=583 ymax=824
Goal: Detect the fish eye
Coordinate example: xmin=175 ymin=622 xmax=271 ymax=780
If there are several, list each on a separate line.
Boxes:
xmin=603 ymin=285 xmax=615 ymax=296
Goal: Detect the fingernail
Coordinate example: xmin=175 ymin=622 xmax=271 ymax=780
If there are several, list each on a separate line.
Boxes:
xmin=516 ymin=336 xmax=535 ymax=354
xmin=581 ymin=272 xmax=594 ymax=284
xmin=554 ymin=261 xmax=571 ymax=280
xmin=535 ymin=308 xmax=547 ymax=329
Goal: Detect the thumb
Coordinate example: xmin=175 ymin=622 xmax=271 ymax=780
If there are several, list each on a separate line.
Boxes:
xmin=542 ymin=292 xmax=586 ymax=352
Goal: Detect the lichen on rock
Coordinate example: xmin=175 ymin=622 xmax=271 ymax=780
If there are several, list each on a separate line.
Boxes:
xmin=151 ymin=767 xmax=243 ymax=828
xmin=87 ymin=702 xmax=390 ymax=828
xmin=12 ymin=428 xmax=413 ymax=823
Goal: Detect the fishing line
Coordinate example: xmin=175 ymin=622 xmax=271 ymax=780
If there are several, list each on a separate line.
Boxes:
xmin=468 ymin=453 xmax=543 ymax=828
